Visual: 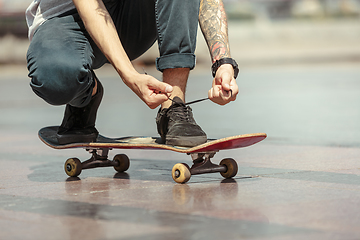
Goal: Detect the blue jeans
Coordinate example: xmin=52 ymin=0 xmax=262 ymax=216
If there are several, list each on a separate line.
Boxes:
xmin=27 ymin=0 xmax=200 ymax=107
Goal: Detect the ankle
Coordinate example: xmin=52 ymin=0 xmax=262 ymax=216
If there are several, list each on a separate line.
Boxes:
xmin=161 ymin=95 xmax=185 ymax=109
xmin=162 ymin=68 xmax=188 ymax=109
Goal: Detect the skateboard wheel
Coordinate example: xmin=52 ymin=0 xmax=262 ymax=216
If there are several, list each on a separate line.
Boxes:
xmin=64 ymin=158 xmax=82 ymax=177
xmin=219 ymin=158 xmax=238 ymax=179
xmin=113 ymin=154 xmax=130 ymax=172
xmin=172 ymin=163 xmax=191 ymax=184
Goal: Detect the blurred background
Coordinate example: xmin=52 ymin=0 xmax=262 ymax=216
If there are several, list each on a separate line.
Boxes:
xmin=0 ymin=0 xmax=359 ymax=147
xmin=0 ymin=0 xmax=360 ymax=65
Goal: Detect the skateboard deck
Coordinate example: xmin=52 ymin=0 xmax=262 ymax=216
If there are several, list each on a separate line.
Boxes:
xmin=39 ymin=126 xmax=266 ymax=153
xmin=39 ymin=126 xmax=267 ymax=183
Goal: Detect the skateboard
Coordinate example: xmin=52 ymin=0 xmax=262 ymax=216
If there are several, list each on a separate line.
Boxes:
xmin=38 ymin=126 xmax=267 ymax=183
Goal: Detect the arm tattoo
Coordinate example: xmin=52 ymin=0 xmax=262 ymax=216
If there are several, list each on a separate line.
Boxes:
xmin=199 ymin=0 xmax=230 ymax=63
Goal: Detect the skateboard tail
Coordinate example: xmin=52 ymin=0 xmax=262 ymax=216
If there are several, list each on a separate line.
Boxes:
xmin=190 ymin=134 xmax=267 ymax=153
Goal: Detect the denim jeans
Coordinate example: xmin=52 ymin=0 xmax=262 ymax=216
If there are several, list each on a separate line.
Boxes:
xmin=27 ymin=0 xmax=200 ymax=108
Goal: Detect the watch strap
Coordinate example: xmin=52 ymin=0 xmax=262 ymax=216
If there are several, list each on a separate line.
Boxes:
xmin=211 ymin=58 xmax=239 ymax=79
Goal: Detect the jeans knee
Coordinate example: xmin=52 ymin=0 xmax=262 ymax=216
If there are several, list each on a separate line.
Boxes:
xmin=29 ymin=60 xmax=92 ymax=106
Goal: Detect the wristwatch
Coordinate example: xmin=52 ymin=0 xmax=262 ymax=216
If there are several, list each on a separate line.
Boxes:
xmin=211 ymin=58 xmax=239 ymax=79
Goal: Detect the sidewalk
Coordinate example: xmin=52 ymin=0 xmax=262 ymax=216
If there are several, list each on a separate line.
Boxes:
xmin=1 ymin=60 xmax=360 ymax=239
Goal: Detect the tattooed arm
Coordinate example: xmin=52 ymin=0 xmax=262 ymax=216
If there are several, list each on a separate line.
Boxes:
xmin=199 ymin=0 xmax=238 ymax=105
xmin=199 ymin=0 xmax=230 ymax=62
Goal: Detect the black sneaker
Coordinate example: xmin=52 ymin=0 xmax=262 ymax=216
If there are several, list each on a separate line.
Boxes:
xmin=156 ymin=97 xmax=207 ymax=147
xmin=56 ymin=73 xmax=103 ymax=145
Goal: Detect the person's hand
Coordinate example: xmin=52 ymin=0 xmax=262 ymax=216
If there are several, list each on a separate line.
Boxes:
xmin=125 ymin=73 xmax=173 ymax=109
xmin=208 ymin=64 xmax=239 ymax=105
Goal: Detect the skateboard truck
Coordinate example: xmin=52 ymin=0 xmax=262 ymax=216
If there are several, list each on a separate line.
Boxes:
xmin=64 ymin=148 xmax=130 ymax=177
xmin=81 ymin=148 xmax=117 ymax=169
xmin=172 ymin=151 xmax=238 ymax=184
xmin=189 ymin=152 xmax=227 ymax=175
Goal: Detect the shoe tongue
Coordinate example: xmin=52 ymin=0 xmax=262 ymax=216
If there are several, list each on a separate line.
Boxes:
xmin=171 ymin=96 xmax=185 ymax=106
